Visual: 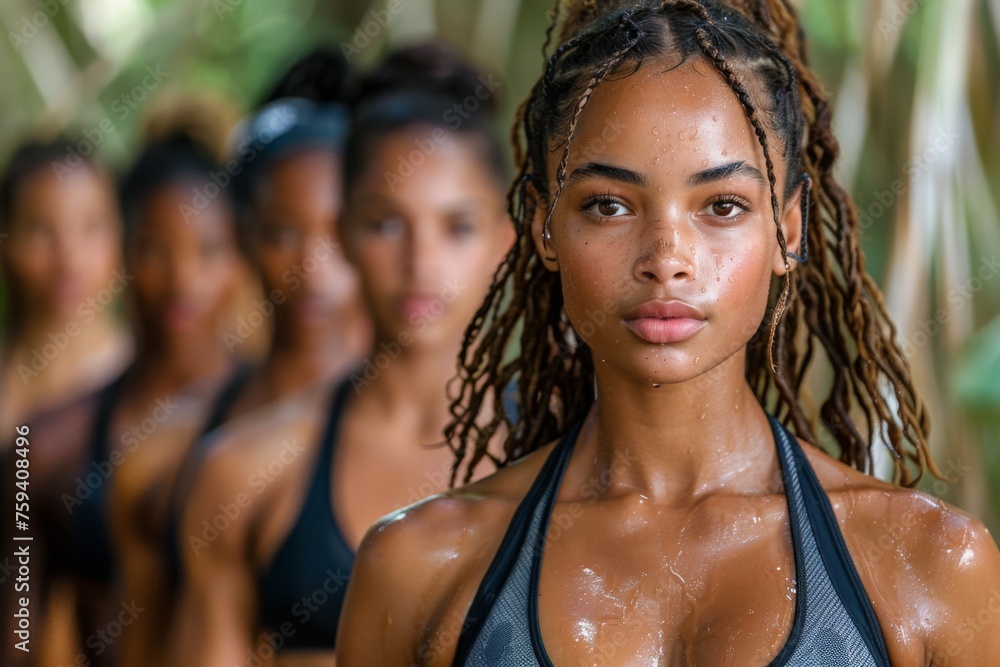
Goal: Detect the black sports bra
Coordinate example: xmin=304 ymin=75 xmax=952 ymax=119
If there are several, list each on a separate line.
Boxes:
xmin=255 ymin=375 xmax=356 ymax=652
xmin=164 ymin=364 xmax=255 ymax=586
xmin=68 ymin=366 xmax=251 ymax=586
xmin=454 ymin=415 xmax=892 ymax=666
xmin=67 ymin=373 xmax=128 ymax=583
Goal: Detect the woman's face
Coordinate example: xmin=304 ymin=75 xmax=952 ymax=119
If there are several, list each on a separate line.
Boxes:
xmin=253 ymin=149 xmax=360 ymax=335
xmin=3 ymin=163 xmax=121 ymax=322
xmin=128 ymin=183 xmax=240 ymax=339
xmin=532 ymin=58 xmax=803 ymax=386
xmin=344 ymin=129 xmax=514 ymax=350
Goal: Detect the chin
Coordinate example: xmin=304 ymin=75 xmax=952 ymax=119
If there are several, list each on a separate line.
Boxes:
xmin=596 ymin=347 xmax=716 ymax=386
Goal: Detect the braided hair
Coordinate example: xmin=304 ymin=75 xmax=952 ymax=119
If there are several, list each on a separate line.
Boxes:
xmin=445 ymin=0 xmax=937 ymax=487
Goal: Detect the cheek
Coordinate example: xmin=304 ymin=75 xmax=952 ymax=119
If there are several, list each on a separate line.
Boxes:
xmin=559 ymin=235 xmax=630 ymax=321
xmin=708 ymin=247 xmax=774 ymax=338
xmin=357 ymin=239 xmax=401 ymax=280
xmin=205 ymin=255 xmax=239 ymax=293
xmin=131 ymin=270 xmax=163 ymax=304
xmin=14 ymin=242 xmax=56 ymax=278
xmin=444 ymin=238 xmax=507 ymax=306
xmin=80 ymin=243 xmax=120 ymax=286
xmin=258 ymin=250 xmax=294 ymax=289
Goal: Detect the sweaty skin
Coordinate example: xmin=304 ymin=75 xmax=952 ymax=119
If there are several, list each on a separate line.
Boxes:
xmin=0 ymin=162 xmax=132 ymax=437
xmin=171 ymin=130 xmax=514 ymax=667
xmin=336 ymin=60 xmax=1000 ymax=666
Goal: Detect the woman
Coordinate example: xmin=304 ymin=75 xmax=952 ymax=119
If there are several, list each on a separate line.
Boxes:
xmin=338 ymin=2 xmax=1000 ymax=665
xmin=6 ymin=120 xmax=246 ymax=667
xmin=0 ymin=137 xmax=132 ymax=437
xmin=171 ymin=42 xmax=514 ymax=666
xmin=0 ymin=136 xmax=133 ymax=667
xmin=118 ymin=51 xmax=371 ymax=665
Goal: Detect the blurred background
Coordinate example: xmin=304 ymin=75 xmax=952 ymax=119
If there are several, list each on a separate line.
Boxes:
xmin=1 ymin=0 xmax=998 ymax=533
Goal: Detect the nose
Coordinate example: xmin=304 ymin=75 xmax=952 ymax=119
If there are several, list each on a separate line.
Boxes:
xmin=632 ymin=217 xmax=696 ymax=284
xmin=167 ymin=251 xmax=200 ymax=298
xmin=299 ymin=233 xmax=354 ymax=298
xmin=403 ymin=221 xmax=442 ymax=288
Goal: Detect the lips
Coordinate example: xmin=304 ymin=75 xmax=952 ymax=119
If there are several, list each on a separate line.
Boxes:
xmin=623 ymin=299 xmax=706 ymax=344
xmin=399 ymin=295 xmax=443 ymax=321
xmin=294 ymin=294 xmax=334 ymax=324
xmin=163 ymin=299 xmax=202 ymax=331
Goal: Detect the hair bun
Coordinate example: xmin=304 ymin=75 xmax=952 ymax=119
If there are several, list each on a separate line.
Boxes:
xmin=260 ymin=47 xmax=355 ymax=106
xmin=139 ymin=92 xmax=238 ymax=162
xmin=355 ymin=41 xmax=499 ymax=115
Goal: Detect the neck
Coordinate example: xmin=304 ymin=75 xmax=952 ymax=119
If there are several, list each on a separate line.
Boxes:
xmin=262 ymin=318 xmax=366 ymax=398
xmin=132 ymin=326 xmax=232 ymax=392
xmin=7 ymin=311 xmax=127 ymax=383
xmin=586 ymin=351 xmax=779 ymax=506
xmin=354 ymin=334 xmax=461 ymax=444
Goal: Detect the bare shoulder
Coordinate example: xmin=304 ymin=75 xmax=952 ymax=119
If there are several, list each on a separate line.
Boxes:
xmin=182 ymin=384 xmax=328 ymax=551
xmin=358 ymin=438 xmax=558 ymax=569
xmin=801 ymin=440 xmax=1000 ymax=662
xmin=21 ymin=389 xmax=101 ymax=501
xmin=339 ymin=441 xmax=558 ymax=662
xmin=196 ymin=382 xmax=327 ymax=489
xmin=800 ymin=440 xmax=996 ymax=554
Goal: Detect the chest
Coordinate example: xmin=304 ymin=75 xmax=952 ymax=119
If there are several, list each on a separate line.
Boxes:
xmin=536 ymin=523 xmax=799 ymax=666
xmin=107 ymin=400 xmax=205 ymax=545
xmin=430 ymin=495 xmax=807 ymax=667
xmin=330 ymin=419 xmax=457 ymax=545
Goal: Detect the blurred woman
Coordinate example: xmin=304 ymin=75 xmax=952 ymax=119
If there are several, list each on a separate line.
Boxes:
xmin=116 ymin=50 xmax=370 ymax=665
xmin=0 ymin=137 xmax=132 ymax=437
xmin=171 ymin=42 xmax=514 ymax=666
xmin=2 ymin=119 xmax=246 ymax=667
xmin=0 ymin=137 xmax=132 ymax=664
xmin=0 ymin=136 xmax=133 ymax=667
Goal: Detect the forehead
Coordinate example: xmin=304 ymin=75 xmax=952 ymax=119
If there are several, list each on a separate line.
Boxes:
xmin=354 ymin=130 xmax=501 ymax=212
xmin=559 ymin=57 xmax=769 ymax=179
xmin=261 ymin=149 xmax=339 ymax=202
xmin=20 ymin=161 xmax=107 ymax=203
xmin=139 ymin=183 xmax=231 ymax=236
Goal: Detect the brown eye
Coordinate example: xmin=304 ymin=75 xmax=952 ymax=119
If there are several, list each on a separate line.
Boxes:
xmin=598 ymin=201 xmax=621 ymax=216
xmin=712 ymin=202 xmax=735 ymax=217
xmin=583 ymin=197 xmax=630 ymax=218
xmin=701 ymin=198 xmax=748 ymax=220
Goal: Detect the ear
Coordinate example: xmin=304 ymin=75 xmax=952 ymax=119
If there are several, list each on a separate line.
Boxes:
xmin=772 ymin=174 xmax=809 ymax=276
xmin=527 ymin=182 xmax=559 ymax=273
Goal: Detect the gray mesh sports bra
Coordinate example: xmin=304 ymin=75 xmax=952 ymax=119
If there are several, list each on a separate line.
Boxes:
xmin=453 ymin=415 xmax=891 ymax=666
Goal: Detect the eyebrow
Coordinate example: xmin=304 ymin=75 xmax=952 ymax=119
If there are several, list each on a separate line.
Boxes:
xmin=567 ymin=162 xmax=648 ymax=187
xmin=688 ymin=161 xmax=766 ymax=186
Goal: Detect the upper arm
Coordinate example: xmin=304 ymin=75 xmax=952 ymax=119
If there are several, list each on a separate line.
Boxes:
xmin=337 ymin=513 xmax=426 ymax=666
xmin=338 ymin=499 xmax=473 ymax=667
xmin=169 ymin=441 xmax=259 ymax=665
